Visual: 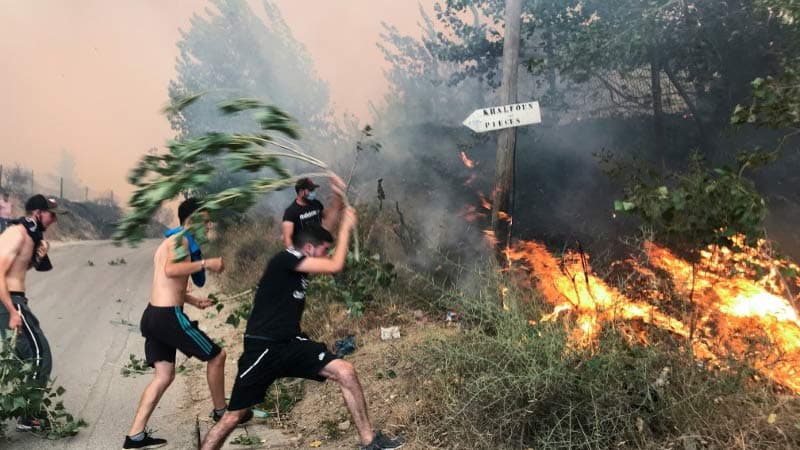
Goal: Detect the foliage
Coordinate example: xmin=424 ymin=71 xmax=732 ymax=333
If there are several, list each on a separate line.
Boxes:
xmin=610 ymin=152 xmax=768 ymax=256
xmin=224 ymin=300 xmax=252 ymax=329
xmin=312 ymin=250 xmax=396 ymax=317
xmin=732 ymin=68 xmax=800 ymax=132
xmin=120 ymin=354 xmax=150 ymax=378
xmin=113 ymin=95 xmax=339 ymax=260
xmin=0 ymin=335 xmax=86 ymax=439
xmin=256 ymin=379 xmax=304 ymax=418
xmin=229 ymin=433 xmax=262 ymax=446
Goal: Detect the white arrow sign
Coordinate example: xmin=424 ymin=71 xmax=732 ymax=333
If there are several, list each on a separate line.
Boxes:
xmin=462 ymin=101 xmax=541 ymax=133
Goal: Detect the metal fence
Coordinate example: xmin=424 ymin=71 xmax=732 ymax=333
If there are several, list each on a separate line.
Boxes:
xmin=0 ymin=163 xmax=114 ymax=204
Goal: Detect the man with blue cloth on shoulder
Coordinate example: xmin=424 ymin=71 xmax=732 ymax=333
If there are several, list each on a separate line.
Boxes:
xmin=122 ymin=198 xmax=251 ymax=449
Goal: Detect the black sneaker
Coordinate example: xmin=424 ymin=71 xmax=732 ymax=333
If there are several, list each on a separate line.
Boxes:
xmin=211 ymin=408 xmax=254 ymax=426
xmin=15 ymin=417 xmax=42 ymax=432
xmin=122 ymin=432 xmax=167 ymax=449
xmin=359 ymin=430 xmax=405 ymax=450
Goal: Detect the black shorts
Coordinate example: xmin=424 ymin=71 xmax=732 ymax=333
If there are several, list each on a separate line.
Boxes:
xmin=140 ymin=304 xmax=222 ymax=366
xmin=228 ymin=336 xmax=338 ymax=411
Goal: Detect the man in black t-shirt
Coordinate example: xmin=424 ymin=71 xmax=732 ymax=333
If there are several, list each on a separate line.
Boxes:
xmin=281 ymin=175 xmax=345 ymax=248
xmin=201 ymin=210 xmax=404 ymax=450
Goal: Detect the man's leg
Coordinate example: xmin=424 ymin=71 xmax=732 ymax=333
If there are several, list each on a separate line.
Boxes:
xmin=200 ymin=408 xmax=248 ymax=450
xmin=207 ymin=349 xmax=227 ymax=410
xmin=319 ymin=359 xmax=374 ymax=445
xmin=16 ymin=304 xmax=52 ymax=387
xmin=127 ymin=361 xmax=175 ymax=436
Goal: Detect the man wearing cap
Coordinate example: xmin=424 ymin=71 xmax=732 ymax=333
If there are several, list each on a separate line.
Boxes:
xmin=281 ymin=175 xmax=345 ymax=249
xmin=0 ymin=194 xmax=64 ymax=431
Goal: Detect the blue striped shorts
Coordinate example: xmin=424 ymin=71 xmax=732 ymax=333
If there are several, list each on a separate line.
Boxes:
xmin=139 ymin=303 xmax=221 ymax=366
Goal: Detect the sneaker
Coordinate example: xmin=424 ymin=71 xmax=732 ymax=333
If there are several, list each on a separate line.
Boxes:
xmin=15 ymin=417 xmax=42 ymax=432
xmin=122 ymin=431 xmax=167 ymax=449
xmin=211 ymin=407 xmax=254 ymax=426
xmin=359 ymin=430 xmax=405 ymax=450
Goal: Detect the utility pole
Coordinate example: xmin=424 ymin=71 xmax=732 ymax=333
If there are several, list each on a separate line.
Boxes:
xmin=491 ymin=0 xmax=523 ymax=253
xmin=30 ymin=170 xmax=34 ymax=195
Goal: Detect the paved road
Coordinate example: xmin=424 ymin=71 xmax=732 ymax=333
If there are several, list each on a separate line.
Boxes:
xmin=5 ymin=240 xmax=197 ymax=449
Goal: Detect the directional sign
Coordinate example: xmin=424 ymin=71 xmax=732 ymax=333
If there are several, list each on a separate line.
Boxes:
xmin=462 ymin=101 xmax=541 ymax=133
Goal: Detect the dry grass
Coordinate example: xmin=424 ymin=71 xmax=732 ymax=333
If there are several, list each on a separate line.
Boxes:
xmin=211 ymin=211 xmax=800 ymax=449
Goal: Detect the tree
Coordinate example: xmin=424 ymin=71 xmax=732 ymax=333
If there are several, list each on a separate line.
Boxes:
xmin=426 ymin=1 xmax=788 ymax=150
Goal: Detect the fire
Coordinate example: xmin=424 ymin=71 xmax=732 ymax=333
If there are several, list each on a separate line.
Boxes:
xmin=479 ymin=193 xmax=492 ymax=211
xmin=504 ymin=238 xmax=800 ymax=393
xmin=459 ymin=151 xmax=476 ymax=169
xmin=646 ymin=242 xmax=800 ymax=393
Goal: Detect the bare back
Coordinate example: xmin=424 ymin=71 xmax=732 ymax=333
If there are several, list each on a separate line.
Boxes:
xmin=0 ymin=225 xmax=35 ymax=292
xmin=149 ymin=236 xmax=191 ymax=307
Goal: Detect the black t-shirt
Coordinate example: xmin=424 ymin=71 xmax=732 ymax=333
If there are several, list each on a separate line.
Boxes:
xmin=282 ymin=199 xmax=324 ymax=238
xmin=245 ymin=248 xmax=308 ymax=339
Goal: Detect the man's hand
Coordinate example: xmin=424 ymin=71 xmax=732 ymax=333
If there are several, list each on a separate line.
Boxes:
xmin=204 ymin=257 xmax=224 ymax=273
xmin=36 ymin=240 xmax=49 ymax=260
xmin=194 ymin=298 xmax=214 ymax=309
xmin=8 ymin=311 xmax=21 ymax=333
xmin=330 ymin=174 xmax=346 ymax=200
xmin=341 ymin=206 xmax=357 ymax=230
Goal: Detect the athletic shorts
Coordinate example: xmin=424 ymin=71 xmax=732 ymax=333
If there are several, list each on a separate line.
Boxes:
xmin=139 ymin=304 xmax=221 ymax=366
xmin=228 ymin=336 xmax=338 ymax=410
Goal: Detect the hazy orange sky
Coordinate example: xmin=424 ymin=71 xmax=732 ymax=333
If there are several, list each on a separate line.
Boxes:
xmin=0 ymin=0 xmax=432 ymax=200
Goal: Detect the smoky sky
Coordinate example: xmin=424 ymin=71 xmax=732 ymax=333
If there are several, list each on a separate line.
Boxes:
xmin=0 ymin=0 xmax=433 ymax=200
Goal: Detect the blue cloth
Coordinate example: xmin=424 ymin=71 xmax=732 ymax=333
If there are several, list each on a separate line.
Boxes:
xmin=164 ymin=226 xmax=205 ymax=287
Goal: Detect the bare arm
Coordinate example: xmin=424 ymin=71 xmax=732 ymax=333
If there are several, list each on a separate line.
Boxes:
xmin=282 ymin=221 xmax=294 ymax=248
xmin=0 ymin=228 xmax=25 ymax=329
xmin=296 ymin=206 xmax=356 ymax=274
xmin=322 ymin=175 xmax=346 ymax=231
xmin=185 ymin=293 xmax=213 ymax=309
xmin=163 ymin=237 xmax=204 ymax=278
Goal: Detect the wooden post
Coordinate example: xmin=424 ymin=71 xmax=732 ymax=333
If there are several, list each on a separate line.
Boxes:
xmin=60 ymin=177 xmax=64 ymax=200
xmin=0 ymin=164 xmax=3 ymax=189
xmin=30 ymin=170 xmax=34 ymax=195
xmin=491 ymin=0 xmax=523 ymax=255
xmin=85 ymin=187 xmax=89 ymax=201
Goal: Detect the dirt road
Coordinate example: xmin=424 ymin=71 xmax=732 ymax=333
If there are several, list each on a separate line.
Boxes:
xmin=5 ymin=240 xmax=197 ymax=449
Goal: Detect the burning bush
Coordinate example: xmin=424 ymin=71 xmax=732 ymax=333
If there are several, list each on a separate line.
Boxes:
xmin=411 ymin=268 xmax=800 ymax=449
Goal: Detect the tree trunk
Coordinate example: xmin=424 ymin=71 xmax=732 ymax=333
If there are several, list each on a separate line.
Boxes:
xmin=491 ymin=0 xmax=523 ymax=257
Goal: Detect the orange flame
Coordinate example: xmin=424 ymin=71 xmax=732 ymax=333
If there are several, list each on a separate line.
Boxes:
xmin=460 ymin=151 xmax=476 ymax=169
xmin=479 ymin=193 xmax=492 ymax=211
xmin=505 ymin=239 xmax=800 ymax=393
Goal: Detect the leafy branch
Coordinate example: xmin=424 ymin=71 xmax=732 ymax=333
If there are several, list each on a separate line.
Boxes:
xmin=0 ymin=334 xmax=87 ymax=439
xmin=113 ymin=95 xmax=359 ymax=260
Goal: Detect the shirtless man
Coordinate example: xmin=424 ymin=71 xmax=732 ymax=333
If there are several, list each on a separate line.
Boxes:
xmin=0 ymin=194 xmax=62 ymax=431
xmin=123 ymin=198 xmax=250 ymax=449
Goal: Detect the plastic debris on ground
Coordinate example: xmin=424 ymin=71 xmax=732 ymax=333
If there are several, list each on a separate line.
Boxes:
xmin=380 ymin=326 xmax=401 ymax=341
xmin=334 ymin=334 xmax=357 ymax=357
